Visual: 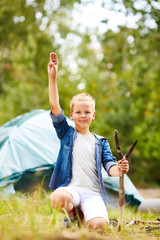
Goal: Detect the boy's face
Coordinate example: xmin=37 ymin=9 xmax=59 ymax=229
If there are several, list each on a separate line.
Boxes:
xmin=70 ymin=100 xmax=95 ymax=132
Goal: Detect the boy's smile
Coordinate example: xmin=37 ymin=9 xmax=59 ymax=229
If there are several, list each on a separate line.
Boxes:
xmin=70 ymin=101 xmax=95 ymax=134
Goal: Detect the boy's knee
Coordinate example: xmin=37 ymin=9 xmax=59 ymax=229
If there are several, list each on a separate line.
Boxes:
xmin=87 ymin=217 xmax=107 ymax=231
xmin=51 ymin=189 xmax=73 ymax=211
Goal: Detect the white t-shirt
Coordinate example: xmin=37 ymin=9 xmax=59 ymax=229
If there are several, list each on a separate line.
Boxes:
xmin=68 ymin=133 xmax=101 ymax=193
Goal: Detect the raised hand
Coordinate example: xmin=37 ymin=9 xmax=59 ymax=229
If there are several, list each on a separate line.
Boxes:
xmin=48 ymin=52 xmax=58 ymax=78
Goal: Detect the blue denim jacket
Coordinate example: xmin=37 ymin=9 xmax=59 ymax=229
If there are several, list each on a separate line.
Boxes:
xmin=49 ymin=111 xmax=117 ymax=205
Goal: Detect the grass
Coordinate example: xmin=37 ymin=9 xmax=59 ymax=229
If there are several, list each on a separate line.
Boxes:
xmin=0 ymin=187 xmax=160 ymax=240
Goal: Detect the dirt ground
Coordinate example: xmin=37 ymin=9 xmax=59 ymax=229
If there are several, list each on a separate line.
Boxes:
xmin=138 ymin=188 xmax=160 ymax=200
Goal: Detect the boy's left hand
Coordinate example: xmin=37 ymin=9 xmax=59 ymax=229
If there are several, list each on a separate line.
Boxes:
xmin=117 ymin=159 xmax=129 ymax=174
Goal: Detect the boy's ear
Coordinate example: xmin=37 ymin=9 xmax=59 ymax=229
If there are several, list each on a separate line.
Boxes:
xmin=70 ymin=112 xmax=73 ymax=120
xmin=92 ymin=112 xmax=95 ymax=120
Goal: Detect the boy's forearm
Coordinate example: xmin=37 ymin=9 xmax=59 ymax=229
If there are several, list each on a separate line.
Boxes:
xmin=48 ymin=52 xmax=61 ymax=115
xmin=49 ymin=76 xmax=61 ymax=115
xmin=109 ymin=165 xmax=120 ymax=177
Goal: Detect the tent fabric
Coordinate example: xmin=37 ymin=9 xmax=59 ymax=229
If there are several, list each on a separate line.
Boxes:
xmin=0 ymin=109 xmax=143 ymax=205
xmin=102 ymin=168 xmax=143 ymax=205
xmin=0 ymin=109 xmax=64 ymax=192
xmin=139 ymin=199 xmax=160 ymax=213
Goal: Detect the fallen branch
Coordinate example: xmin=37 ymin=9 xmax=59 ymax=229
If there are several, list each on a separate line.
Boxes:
xmin=125 ymin=220 xmax=160 ymax=227
xmin=110 ymin=219 xmax=160 ymax=227
xmin=144 ymin=226 xmax=160 ymax=232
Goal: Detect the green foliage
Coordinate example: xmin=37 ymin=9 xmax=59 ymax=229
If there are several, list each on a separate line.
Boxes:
xmin=0 ymin=190 xmax=160 ymax=239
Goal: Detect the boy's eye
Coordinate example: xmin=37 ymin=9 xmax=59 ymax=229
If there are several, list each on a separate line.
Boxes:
xmin=85 ymin=111 xmax=90 ymax=114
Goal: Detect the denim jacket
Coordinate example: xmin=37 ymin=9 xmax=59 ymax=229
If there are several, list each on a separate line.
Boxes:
xmin=49 ymin=111 xmax=117 ymax=205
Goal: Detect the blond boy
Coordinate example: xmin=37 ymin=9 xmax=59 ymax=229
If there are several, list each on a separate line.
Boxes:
xmin=48 ymin=52 xmax=129 ymax=230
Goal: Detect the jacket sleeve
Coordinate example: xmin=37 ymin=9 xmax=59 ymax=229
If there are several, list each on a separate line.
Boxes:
xmin=49 ymin=110 xmax=70 ymax=140
xmin=101 ymin=139 xmax=117 ymax=175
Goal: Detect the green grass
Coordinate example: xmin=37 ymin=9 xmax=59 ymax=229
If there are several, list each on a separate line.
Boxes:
xmin=0 ymin=188 xmax=160 ymax=240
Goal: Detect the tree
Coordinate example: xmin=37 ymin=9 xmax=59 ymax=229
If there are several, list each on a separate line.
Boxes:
xmin=0 ymin=0 xmax=82 ymax=123
xmin=96 ymin=0 xmax=160 ymax=185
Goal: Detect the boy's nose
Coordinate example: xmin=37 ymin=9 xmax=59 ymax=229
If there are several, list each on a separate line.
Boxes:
xmin=81 ymin=113 xmax=86 ymax=117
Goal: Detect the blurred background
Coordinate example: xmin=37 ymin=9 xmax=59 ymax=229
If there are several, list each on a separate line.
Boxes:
xmin=0 ymin=0 xmax=159 ymax=187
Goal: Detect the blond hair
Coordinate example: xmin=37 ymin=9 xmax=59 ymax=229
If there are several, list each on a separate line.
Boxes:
xmin=70 ymin=93 xmax=95 ymax=113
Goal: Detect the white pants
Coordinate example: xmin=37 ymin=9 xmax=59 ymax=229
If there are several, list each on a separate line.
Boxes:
xmin=50 ymin=186 xmax=109 ymax=223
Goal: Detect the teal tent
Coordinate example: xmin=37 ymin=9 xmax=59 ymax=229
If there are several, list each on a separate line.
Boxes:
xmin=0 ymin=110 xmax=143 ymax=206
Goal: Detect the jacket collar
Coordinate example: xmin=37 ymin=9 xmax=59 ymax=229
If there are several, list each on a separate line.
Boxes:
xmin=93 ymin=133 xmax=107 ymax=141
xmin=73 ymin=128 xmax=106 ymax=142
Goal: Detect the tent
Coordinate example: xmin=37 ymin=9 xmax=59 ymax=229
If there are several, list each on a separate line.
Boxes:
xmin=0 ymin=109 xmax=143 ymax=206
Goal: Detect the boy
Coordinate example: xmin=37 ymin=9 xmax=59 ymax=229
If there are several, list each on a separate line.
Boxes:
xmin=48 ymin=52 xmax=129 ymax=230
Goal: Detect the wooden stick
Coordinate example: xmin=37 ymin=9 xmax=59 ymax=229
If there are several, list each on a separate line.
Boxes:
xmin=118 ymin=165 xmax=125 ymax=229
xmin=114 ymin=130 xmax=124 ymax=159
xmin=125 ymin=140 xmax=138 ymax=158
xmin=114 ymin=130 xmax=137 ymax=231
xmin=114 ymin=130 xmax=125 ymax=229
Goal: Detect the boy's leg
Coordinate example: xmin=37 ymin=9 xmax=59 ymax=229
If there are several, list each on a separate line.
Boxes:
xmin=50 ymin=187 xmax=80 ymax=213
xmin=80 ymin=193 xmax=109 ymax=230
xmin=50 ymin=188 xmax=73 ymax=212
xmin=87 ymin=217 xmax=107 ymax=230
